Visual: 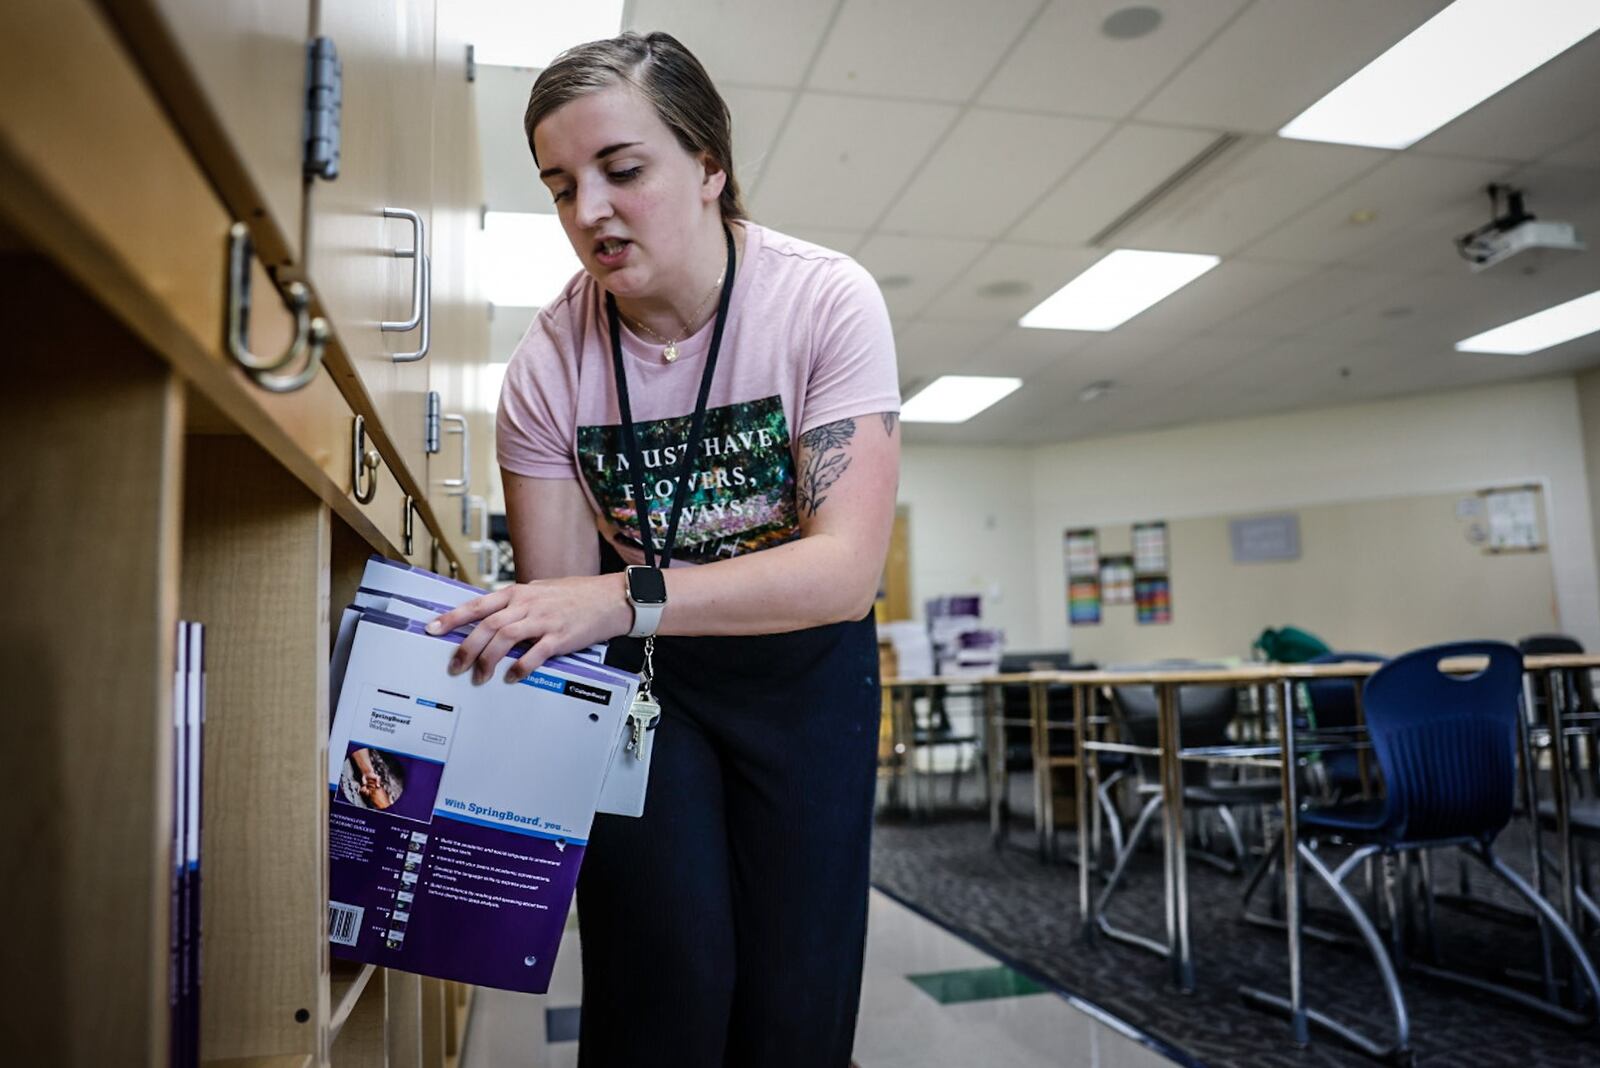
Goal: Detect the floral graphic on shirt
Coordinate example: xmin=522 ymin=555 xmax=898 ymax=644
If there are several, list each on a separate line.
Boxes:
xmin=577 ymin=395 xmax=800 ymax=564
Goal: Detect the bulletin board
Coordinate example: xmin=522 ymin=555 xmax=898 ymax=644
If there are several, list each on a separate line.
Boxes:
xmin=1065 ymin=490 xmax=1558 ymax=665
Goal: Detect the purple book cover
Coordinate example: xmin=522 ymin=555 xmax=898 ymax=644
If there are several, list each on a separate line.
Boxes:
xmin=326 ymin=612 xmax=633 ymax=993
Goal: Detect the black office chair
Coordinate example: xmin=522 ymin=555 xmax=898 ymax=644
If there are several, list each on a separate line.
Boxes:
xmin=1520 ymin=634 xmax=1600 ymax=931
xmin=1108 ymin=677 xmax=1281 ymax=874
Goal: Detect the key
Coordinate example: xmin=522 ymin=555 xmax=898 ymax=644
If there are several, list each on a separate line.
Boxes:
xmin=627 ymin=693 xmax=660 ymax=761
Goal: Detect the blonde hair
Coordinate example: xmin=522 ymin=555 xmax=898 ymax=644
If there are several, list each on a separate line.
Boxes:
xmin=524 ymin=31 xmax=747 ymax=222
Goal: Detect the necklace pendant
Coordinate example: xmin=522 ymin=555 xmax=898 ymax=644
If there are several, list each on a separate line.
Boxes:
xmin=663 ymin=341 xmax=678 ymax=363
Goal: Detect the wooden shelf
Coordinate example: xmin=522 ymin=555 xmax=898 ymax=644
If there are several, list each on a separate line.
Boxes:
xmin=330 ymin=962 xmax=379 ymax=1045
xmin=203 ymin=1056 xmax=316 ymax=1068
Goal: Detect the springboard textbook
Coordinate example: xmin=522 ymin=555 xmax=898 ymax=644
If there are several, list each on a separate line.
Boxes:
xmin=327 ymin=565 xmax=639 ymax=993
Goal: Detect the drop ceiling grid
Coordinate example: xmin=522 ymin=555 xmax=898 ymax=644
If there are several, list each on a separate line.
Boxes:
xmin=508 ymin=0 xmax=1600 ymax=443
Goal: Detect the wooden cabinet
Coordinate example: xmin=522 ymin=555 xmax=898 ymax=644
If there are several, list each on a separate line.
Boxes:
xmin=305 ymin=0 xmax=438 ymax=483
xmin=101 ymin=0 xmax=313 ymax=268
xmin=425 ymin=0 xmax=493 ymax=581
xmin=0 ymin=0 xmax=491 ymax=1062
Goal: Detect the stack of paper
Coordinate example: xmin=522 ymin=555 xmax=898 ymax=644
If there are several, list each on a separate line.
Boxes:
xmin=170 ymin=622 xmax=204 ymax=1068
xmin=326 ymin=557 xmax=641 ymax=994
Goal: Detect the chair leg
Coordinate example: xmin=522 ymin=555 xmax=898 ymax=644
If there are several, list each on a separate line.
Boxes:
xmin=1218 ymin=804 xmax=1249 ymax=869
xmin=1241 ymin=841 xmax=1411 ymax=1063
xmin=1097 ymin=771 xmax=1127 ymax=867
xmin=1403 ymin=843 xmax=1600 ymax=1027
xmin=1094 ymin=794 xmax=1170 ymax=957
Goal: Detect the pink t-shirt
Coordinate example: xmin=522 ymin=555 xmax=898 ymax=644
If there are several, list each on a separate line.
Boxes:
xmin=496 ymin=222 xmax=900 ymax=567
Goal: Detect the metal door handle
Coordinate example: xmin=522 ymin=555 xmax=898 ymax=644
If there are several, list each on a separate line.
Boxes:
xmin=393 ymin=252 xmax=431 ymax=363
xmin=440 ymin=414 xmax=469 ymax=496
xmin=226 ymin=223 xmax=329 ymax=385
xmin=381 ymin=207 xmax=424 ymax=332
xmin=352 ymin=415 xmax=382 ymax=504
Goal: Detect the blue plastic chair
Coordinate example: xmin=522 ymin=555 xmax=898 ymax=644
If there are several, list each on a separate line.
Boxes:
xmin=1253 ymin=641 xmax=1600 ymax=1063
xmin=1302 ymin=652 xmax=1387 ymax=801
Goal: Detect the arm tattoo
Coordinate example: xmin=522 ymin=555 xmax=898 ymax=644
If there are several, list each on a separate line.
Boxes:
xmin=880 ymin=412 xmax=898 ymax=436
xmin=797 ymin=417 xmax=856 ymax=518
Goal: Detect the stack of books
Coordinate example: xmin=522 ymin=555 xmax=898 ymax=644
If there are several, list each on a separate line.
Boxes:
xmin=325 ymin=557 xmax=642 ymax=994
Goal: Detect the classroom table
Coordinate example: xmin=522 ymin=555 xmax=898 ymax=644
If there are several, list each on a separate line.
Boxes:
xmin=884 ymin=653 xmax=1600 ymax=1048
xmin=1064 ymin=653 xmax=1600 ymax=1046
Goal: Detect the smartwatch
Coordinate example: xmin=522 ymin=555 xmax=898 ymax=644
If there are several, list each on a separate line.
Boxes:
xmin=625 ymin=565 xmax=667 ymax=638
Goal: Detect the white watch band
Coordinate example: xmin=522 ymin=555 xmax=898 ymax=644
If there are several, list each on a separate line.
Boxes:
xmin=628 ymin=601 xmax=665 ymax=638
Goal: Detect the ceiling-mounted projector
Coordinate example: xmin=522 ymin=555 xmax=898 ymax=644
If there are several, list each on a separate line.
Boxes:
xmin=1455 ymin=184 xmax=1585 ymax=273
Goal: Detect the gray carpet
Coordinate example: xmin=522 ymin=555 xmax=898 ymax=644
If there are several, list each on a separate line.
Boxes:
xmin=870 ymin=792 xmax=1600 ymax=1067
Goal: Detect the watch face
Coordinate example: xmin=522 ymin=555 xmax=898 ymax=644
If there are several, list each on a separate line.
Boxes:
xmin=628 ymin=566 xmax=667 ymax=605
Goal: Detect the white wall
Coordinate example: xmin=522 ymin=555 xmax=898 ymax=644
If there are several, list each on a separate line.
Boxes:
xmin=1026 ymin=376 xmax=1600 ymax=655
xmin=897 ymin=446 xmax=1041 ymax=649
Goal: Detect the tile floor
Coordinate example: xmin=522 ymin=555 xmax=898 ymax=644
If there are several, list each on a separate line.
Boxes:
xmin=460 ymin=889 xmax=1183 ymax=1068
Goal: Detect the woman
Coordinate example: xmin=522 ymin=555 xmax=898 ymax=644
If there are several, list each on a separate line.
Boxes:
xmin=426 ymin=31 xmax=899 ymax=1067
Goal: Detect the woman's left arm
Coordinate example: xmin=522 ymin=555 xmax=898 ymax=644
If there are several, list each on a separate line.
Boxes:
xmin=431 ymin=412 xmax=899 ymax=684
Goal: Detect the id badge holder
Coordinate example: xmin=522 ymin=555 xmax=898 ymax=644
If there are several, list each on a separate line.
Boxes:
xmin=596 ymin=638 xmax=658 ymax=817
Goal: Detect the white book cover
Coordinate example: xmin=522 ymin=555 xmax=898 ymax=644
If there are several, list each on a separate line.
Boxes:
xmin=325 ymin=610 xmax=634 ymax=992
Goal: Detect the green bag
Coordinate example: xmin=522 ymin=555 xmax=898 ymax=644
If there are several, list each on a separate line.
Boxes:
xmin=1254 ymin=625 xmax=1331 ymax=664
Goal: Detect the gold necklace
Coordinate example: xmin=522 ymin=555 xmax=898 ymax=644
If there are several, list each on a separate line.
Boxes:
xmin=623 ymin=266 xmax=726 ymax=363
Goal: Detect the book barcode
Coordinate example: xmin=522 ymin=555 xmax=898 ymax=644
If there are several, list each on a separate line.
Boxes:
xmin=328 ymin=902 xmax=363 ymax=946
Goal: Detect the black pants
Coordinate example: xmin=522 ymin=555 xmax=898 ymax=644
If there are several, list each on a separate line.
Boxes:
xmin=576 ymin=616 xmax=881 ymax=1067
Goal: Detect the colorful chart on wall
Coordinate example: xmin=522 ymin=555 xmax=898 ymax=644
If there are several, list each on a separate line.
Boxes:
xmin=1100 ymin=555 xmax=1135 ymax=606
xmin=1065 ymin=528 xmax=1099 ymax=577
xmin=1135 ymin=576 xmax=1172 ymax=625
xmin=1069 ymin=578 xmax=1102 ymax=625
xmin=1132 ymin=521 xmax=1168 ymax=575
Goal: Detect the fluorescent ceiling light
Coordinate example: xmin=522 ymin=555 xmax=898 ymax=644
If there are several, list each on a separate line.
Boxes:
xmin=1279 ymin=0 xmax=1600 ymax=150
xmin=900 ymin=376 xmax=1022 ymax=424
xmin=483 ymin=211 xmax=584 ymax=308
xmin=1019 ymin=249 xmax=1220 ymax=332
xmin=1455 ymin=289 xmax=1600 ymax=355
xmin=461 ymin=0 xmax=626 ymax=69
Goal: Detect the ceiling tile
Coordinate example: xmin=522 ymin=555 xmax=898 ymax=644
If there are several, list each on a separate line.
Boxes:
xmin=928 ymin=242 xmax=1102 ymax=323
xmin=854 ymin=234 xmax=989 ymax=324
xmin=1341 ymin=163 xmax=1600 ymax=278
xmin=1415 ymin=33 xmax=1600 ymax=164
xmin=1115 ymin=137 xmax=1388 ymax=255
xmin=723 ymin=87 xmax=796 ymax=195
xmin=1116 ymin=258 xmax=1319 ymax=336
xmin=1217 ymin=266 xmax=1409 ymax=339
xmin=626 ymin=0 xmax=837 ymax=88
xmin=893 ymin=319 xmax=1010 ymax=384
xmin=980 ymin=0 xmax=1247 ymax=118
xmin=970 ymin=325 xmax=1096 ymax=379
xmin=755 ymin=94 xmax=958 ymax=230
xmin=1138 ymin=1 xmax=1449 ymax=133
xmin=1243 ymin=153 xmax=1508 ymax=267
xmin=773 ymin=226 xmax=867 ymax=255
xmin=807 ymin=0 xmax=1041 ymax=102
xmin=1007 ymin=123 xmax=1222 ymax=245
xmin=1544 ymin=128 xmax=1600 ymax=169
xmin=881 ymin=110 xmax=1113 ymax=239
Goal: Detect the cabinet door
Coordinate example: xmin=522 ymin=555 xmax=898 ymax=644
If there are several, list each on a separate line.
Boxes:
xmin=305 ymin=0 xmax=437 ymax=485
xmin=425 ymin=2 xmax=491 ymax=575
xmin=105 ymin=0 xmax=312 ymax=267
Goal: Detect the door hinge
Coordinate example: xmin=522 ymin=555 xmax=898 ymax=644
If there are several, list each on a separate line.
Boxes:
xmin=465 ymin=43 xmax=477 ymax=83
xmin=303 ymin=36 xmax=342 ymax=181
xmin=425 ymin=391 xmax=442 ymax=454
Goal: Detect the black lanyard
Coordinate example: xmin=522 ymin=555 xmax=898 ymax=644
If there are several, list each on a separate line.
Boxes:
xmin=605 ymin=223 xmax=736 ymax=570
